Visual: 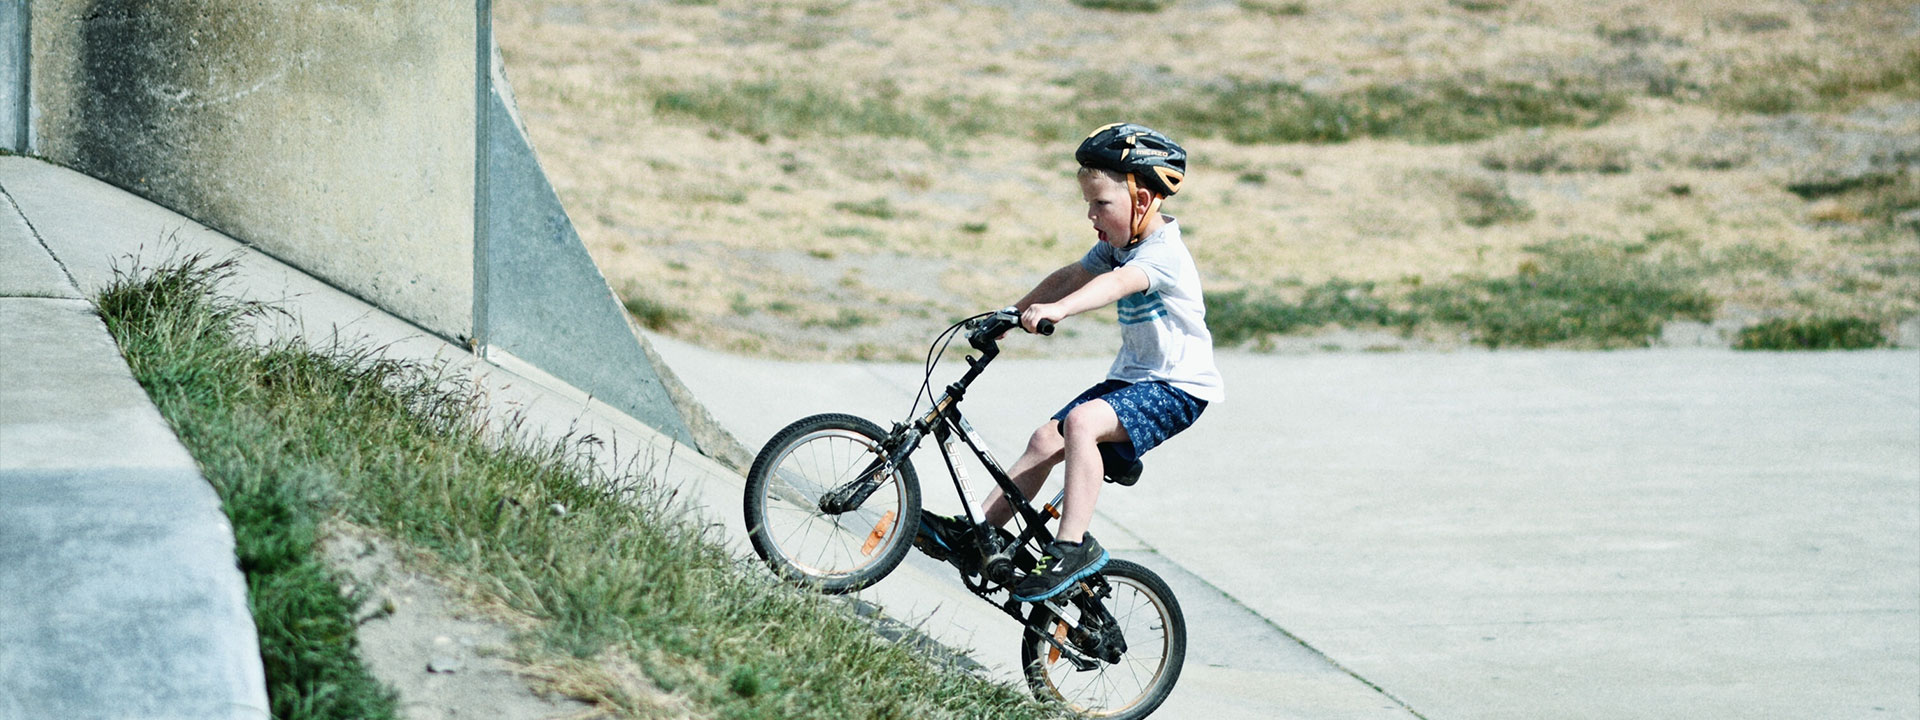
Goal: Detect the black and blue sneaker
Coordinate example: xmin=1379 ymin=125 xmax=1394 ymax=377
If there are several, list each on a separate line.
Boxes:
xmin=915 ymin=511 xmax=1005 ymax=575
xmin=1011 ymin=535 xmax=1109 ymax=602
xmin=914 ymin=511 xmax=969 ymax=560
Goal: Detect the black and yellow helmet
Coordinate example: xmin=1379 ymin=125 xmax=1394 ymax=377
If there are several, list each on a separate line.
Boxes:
xmin=1075 ymin=122 xmax=1187 ymax=198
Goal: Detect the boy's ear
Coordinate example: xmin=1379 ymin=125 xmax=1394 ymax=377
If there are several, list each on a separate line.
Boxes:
xmin=1133 ymin=184 xmax=1159 ymax=211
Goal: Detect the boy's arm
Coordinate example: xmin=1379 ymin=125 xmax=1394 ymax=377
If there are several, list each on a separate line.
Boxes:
xmin=1014 ymin=262 xmax=1098 ymax=311
xmin=1020 ymin=266 xmax=1149 ymax=333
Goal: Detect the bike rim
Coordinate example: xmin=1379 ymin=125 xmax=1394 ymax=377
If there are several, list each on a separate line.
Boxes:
xmin=1032 ymin=574 xmax=1174 ymax=716
xmin=759 ymin=428 xmax=909 ymax=581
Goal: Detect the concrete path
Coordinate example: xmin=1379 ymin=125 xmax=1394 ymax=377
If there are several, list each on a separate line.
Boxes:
xmin=650 ymin=326 xmax=1920 ymax=719
xmin=0 ymin=164 xmax=269 ymax=718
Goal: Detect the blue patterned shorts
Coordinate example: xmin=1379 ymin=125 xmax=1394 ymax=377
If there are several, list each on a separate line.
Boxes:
xmin=1051 ymin=379 xmax=1207 ymax=462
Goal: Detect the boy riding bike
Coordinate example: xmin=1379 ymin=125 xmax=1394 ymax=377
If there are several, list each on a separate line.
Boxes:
xmin=919 ymin=123 xmax=1224 ymax=602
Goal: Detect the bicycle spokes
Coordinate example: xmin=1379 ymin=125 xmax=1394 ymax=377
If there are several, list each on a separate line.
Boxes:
xmin=1023 ymin=561 xmax=1185 ymax=719
xmin=746 ymin=418 xmax=919 ymax=593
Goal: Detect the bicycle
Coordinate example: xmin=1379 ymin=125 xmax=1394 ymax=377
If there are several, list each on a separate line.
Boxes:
xmin=743 ymin=308 xmax=1186 ymax=719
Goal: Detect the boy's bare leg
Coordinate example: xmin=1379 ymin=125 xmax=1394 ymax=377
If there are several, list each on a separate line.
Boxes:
xmin=982 ymin=421 xmax=1065 ymax=527
xmin=1056 ymin=400 xmax=1129 ymax=543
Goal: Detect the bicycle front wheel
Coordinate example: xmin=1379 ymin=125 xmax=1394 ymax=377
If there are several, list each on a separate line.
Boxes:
xmin=1021 ymin=559 xmax=1186 ymax=720
xmin=744 ymin=413 xmax=921 ymax=594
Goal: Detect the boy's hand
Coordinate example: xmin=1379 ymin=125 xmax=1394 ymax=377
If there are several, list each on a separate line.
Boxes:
xmin=1021 ymin=303 xmax=1066 ymax=334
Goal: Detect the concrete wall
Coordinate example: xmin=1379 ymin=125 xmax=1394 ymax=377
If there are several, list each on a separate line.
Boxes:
xmin=29 ymin=1 xmax=476 ymax=339
xmin=17 ymin=0 xmax=699 ymax=445
xmin=0 ymin=2 xmax=26 ymax=153
xmin=480 ymin=50 xmax=696 ymax=445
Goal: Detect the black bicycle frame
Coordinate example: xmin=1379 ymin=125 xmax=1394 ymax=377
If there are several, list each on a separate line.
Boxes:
xmin=874 ymin=321 xmax=1123 ymax=671
xmin=885 ymin=334 xmax=1086 ymax=620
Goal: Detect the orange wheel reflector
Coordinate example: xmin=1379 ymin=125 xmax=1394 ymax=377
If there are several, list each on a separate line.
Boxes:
xmin=1048 ymin=622 xmax=1068 ymax=664
xmin=861 ymin=510 xmax=897 ymax=557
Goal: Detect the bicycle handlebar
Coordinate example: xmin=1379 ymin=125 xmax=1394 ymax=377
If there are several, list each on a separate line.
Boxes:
xmin=967 ymin=309 xmax=1054 ymax=347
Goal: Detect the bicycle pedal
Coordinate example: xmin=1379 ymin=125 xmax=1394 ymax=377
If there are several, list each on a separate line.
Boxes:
xmin=1066 ymin=579 xmax=1098 ymax=600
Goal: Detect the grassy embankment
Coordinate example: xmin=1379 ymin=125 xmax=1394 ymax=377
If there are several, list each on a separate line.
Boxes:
xmin=95 ymin=255 xmax=1053 ymax=720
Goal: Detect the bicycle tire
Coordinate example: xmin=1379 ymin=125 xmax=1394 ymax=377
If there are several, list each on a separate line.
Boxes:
xmin=744 ymin=413 xmax=921 ymax=594
xmin=1021 ymin=559 xmax=1186 ymax=719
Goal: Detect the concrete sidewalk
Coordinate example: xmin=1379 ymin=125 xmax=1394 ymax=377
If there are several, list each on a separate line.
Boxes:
xmin=1 ymin=165 xmax=269 ymax=717
xmin=651 ymin=325 xmax=1920 ymax=718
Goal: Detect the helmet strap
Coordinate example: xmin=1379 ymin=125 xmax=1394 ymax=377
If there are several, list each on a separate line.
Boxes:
xmin=1126 ymin=173 xmax=1163 ymax=248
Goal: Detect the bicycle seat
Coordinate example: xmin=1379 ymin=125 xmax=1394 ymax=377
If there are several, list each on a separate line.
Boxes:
xmin=1099 ymin=443 xmax=1143 ymax=487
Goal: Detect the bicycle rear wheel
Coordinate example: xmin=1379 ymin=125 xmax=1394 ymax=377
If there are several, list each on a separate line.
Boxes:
xmin=1021 ymin=559 xmax=1186 ymax=719
xmin=744 ymin=413 xmax=921 ymax=594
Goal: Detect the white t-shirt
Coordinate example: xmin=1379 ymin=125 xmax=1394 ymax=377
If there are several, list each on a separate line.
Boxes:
xmin=1079 ymin=217 xmax=1225 ymax=403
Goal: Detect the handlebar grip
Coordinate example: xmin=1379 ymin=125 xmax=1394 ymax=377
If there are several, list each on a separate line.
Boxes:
xmin=1036 ymin=319 xmax=1055 ymax=336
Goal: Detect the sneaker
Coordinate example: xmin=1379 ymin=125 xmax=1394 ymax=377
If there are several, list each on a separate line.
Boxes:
xmin=915 ymin=511 xmax=1006 ymax=573
xmin=1011 ymin=535 xmax=1109 ymax=602
xmin=914 ymin=511 xmax=972 ymax=562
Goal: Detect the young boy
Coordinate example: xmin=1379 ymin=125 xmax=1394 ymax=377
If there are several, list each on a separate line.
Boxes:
xmin=921 ymin=123 xmax=1224 ymax=602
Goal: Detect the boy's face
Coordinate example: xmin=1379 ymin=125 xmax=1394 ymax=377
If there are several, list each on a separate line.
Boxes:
xmin=1078 ymin=170 xmax=1137 ymax=250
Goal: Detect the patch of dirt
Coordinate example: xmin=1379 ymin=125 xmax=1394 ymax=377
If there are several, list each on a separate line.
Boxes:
xmin=320 ymin=521 xmax=605 ymax=720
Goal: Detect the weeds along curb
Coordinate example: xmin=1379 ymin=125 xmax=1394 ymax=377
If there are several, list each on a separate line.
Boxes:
xmin=95 ymin=255 xmax=400 ymax=720
xmin=95 ymin=254 xmax=1055 ymax=720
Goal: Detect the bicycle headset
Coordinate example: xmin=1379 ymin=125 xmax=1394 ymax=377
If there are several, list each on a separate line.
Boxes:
xmin=1074 ymin=123 xmax=1187 ymax=244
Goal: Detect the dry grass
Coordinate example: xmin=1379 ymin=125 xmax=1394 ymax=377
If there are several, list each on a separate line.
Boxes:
xmin=496 ymin=0 xmax=1919 ymax=357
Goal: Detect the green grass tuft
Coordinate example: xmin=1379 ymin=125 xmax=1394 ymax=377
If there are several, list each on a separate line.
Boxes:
xmin=653 ymin=79 xmax=1007 ymax=146
xmin=653 ymin=69 xmax=1625 ymax=150
xmin=1716 ymin=48 xmax=1920 ymax=115
xmin=1240 ymin=0 xmax=1308 ymax=16
xmin=1450 ymin=175 xmax=1536 ymax=227
xmin=1071 ymin=0 xmax=1173 ymax=11
xmin=833 ymin=197 xmax=899 ymax=220
xmin=1735 ymin=317 xmax=1889 ymax=350
xmin=1207 ymin=237 xmax=1731 ymax=350
xmin=1155 ymin=74 xmax=1624 ymax=145
xmin=1409 ymin=236 xmax=1718 ymax=348
xmin=623 ymin=291 xmax=693 ymax=331
xmin=95 ymin=254 xmax=401 ymax=720
xmin=1207 ymin=279 xmax=1419 ymax=346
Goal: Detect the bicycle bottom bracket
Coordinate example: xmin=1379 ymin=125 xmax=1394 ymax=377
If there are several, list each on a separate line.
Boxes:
xmin=982 ymin=551 xmax=1017 ymax=585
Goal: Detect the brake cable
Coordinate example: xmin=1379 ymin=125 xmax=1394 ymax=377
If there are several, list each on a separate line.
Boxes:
xmin=906 ymin=311 xmax=995 ymax=424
